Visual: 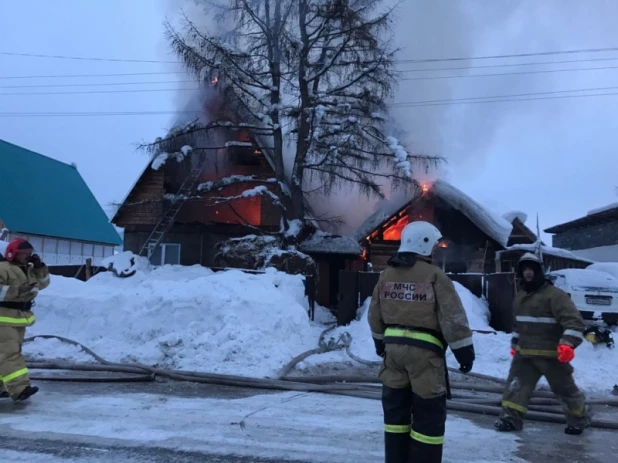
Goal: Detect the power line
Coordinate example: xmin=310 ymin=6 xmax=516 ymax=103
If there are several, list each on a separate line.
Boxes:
xmin=5 ymin=46 xmax=618 ymax=66
xmin=0 ymin=88 xmax=198 ymax=96
xmin=395 ymin=46 xmax=618 ymax=64
xmin=0 ymin=71 xmax=181 ymax=80
xmin=4 ymin=83 xmax=617 ymax=100
xmin=2 ymin=90 xmax=618 ymax=117
xmin=390 ymin=84 xmax=618 ymax=106
xmin=0 ymin=51 xmax=179 ymax=64
xmin=2 ymin=55 xmax=618 ymax=81
xmin=398 ymin=56 xmax=618 ymax=72
xmin=391 ymin=91 xmax=618 ymax=108
xmin=400 ymin=64 xmax=618 ymax=80
xmin=0 ymin=80 xmax=195 ymax=89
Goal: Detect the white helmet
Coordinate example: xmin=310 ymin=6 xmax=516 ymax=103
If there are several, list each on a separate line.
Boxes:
xmin=398 ymin=221 xmax=442 ymax=256
xmin=519 ymin=252 xmax=541 ymax=265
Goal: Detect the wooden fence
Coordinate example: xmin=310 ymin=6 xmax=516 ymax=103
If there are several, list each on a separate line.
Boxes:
xmin=337 ymin=271 xmax=517 ymax=332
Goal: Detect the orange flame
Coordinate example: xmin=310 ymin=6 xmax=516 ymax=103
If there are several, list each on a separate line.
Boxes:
xmin=211 ymin=76 xmax=219 ymax=86
xmin=421 ymin=183 xmax=430 ymax=194
xmin=438 ymin=241 xmax=448 ymax=248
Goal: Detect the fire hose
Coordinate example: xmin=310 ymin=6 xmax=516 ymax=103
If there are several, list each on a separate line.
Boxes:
xmin=22 ymin=329 xmax=618 ymax=431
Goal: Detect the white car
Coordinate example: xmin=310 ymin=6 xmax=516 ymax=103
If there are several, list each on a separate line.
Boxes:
xmin=547 ymin=269 xmax=618 ymax=326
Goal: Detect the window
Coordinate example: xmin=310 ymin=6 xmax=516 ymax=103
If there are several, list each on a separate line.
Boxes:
xmin=94 ymin=245 xmax=104 ymax=257
xmin=28 ymin=236 xmax=44 ymax=252
xmin=103 ymin=246 xmax=114 ymax=257
xmin=83 ymin=243 xmax=94 ymax=257
xmin=148 ymin=243 xmax=181 ymax=266
xmin=43 ymin=238 xmax=57 ymax=253
xmin=70 ymin=241 xmax=83 ymax=256
xmin=58 ymin=240 xmax=70 ymax=254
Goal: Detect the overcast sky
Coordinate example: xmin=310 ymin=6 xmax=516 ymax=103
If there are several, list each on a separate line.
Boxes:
xmin=1 ymin=0 xmax=617 ymax=244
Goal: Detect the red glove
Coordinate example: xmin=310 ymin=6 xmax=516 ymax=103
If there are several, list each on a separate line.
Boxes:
xmin=557 ymin=344 xmax=575 ymax=363
xmin=510 ymin=348 xmax=516 ymax=357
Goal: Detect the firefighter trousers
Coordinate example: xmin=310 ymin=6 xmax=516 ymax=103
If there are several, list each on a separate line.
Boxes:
xmin=379 ymin=344 xmax=447 ymax=463
xmin=500 ymin=354 xmax=590 ymax=430
xmin=0 ymin=326 xmax=30 ymax=400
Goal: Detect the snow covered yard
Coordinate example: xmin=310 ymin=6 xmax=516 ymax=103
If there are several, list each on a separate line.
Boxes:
xmin=300 ymin=283 xmax=618 ymax=395
xmin=26 ymin=262 xmax=326 ymax=378
xmin=24 ymin=257 xmax=618 ymax=395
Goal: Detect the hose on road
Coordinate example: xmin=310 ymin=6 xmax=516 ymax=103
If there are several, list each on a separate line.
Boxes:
xmin=23 ymin=332 xmax=618 ymax=431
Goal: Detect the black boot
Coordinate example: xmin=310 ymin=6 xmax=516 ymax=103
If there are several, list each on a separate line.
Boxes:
xmin=16 ymin=386 xmax=39 ymax=402
xmin=564 ymin=426 xmax=584 ymax=435
xmin=494 ymin=419 xmax=517 ymax=432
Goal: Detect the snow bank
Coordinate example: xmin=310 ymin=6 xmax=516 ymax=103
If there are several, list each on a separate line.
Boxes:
xmin=588 ymin=262 xmax=618 ymax=280
xmin=502 ymin=210 xmax=528 ymax=224
xmin=25 ymin=266 xmax=322 ymax=378
xmin=304 ymin=282 xmax=618 ymax=394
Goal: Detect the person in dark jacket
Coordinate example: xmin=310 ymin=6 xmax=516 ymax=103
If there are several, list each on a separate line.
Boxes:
xmin=495 ymin=252 xmax=590 ymax=435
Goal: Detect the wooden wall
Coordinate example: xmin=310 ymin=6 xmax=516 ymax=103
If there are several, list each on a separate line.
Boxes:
xmin=114 ymin=169 xmax=165 ymax=227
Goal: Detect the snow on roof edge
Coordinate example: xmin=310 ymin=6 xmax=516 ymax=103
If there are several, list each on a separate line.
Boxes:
xmin=498 ymin=242 xmax=594 ymax=264
xmin=587 ymin=202 xmax=618 ymax=216
xmin=353 ymin=180 xmax=514 ymax=248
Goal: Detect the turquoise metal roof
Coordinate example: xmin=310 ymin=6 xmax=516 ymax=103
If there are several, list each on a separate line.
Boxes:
xmin=0 ymin=139 xmax=122 ymax=246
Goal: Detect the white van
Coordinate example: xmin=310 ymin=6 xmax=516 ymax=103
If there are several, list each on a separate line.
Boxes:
xmin=547 ymin=269 xmax=618 ymax=326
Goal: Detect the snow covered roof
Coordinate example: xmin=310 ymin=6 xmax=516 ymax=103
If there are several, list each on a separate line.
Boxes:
xmin=354 ymin=179 xmax=514 ymax=248
xmin=300 ymin=231 xmax=363 ymax=255
xmin=498 ymin=242 xmax=594 ymax=264
xmin=587 ymin=202 xmax=618 ymax=216
xmin=502 ymin=211 xmax=528 ymax=224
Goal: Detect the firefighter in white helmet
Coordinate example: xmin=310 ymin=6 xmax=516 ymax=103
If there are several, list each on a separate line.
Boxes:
xmin=368 ymin=221 xmax=475 ymax=463
xmin=495 ymin=252 xmax=590 ymax=434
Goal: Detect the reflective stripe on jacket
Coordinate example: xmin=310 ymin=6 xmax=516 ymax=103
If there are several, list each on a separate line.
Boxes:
xmin=512 ymin=282 xmax=585 ymax=357
xmin=0 ymin=261 xmax=50 ymax=327
xmin=368 ymin=259 xmax=473 ymax=353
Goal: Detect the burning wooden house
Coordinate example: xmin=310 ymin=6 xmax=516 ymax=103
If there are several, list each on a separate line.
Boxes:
xmin=354 ymin=180 xmax=539 ymax=273
xmin=111 ymin=82 xmax=290 ymax=267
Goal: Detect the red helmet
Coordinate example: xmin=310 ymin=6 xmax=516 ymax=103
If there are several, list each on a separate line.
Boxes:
xmin=4 ymin=238 xmax=33 ymax=262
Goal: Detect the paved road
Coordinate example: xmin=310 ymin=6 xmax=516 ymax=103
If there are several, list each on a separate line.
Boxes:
xmin=1 ymin=380 xmax=616 ymax=462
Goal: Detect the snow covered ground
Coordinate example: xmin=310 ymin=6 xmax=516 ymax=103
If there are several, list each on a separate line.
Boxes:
xmin=0 ymin=384 xmax=524 ymax=463
xmin=25 ymin=257 xmax=618 ymax=394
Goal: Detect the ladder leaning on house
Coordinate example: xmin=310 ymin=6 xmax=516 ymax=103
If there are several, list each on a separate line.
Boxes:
xmin=137 ymin=160 xmax=206 ymax=260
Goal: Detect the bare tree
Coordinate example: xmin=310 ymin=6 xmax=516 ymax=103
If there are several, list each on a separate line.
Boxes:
xmin=157 ymin=0 xmax=442 ymax=231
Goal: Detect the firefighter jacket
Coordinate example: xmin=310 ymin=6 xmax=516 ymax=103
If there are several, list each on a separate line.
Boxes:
xmin=511 ymin=281 xmax=585 ymax=358
xmin=368 ymin=258 xmax=474 ymax=359
xmin=0 ymin=261 xmax=50 ymax=327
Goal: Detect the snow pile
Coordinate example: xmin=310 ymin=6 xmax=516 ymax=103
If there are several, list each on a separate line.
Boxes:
xmin=504 ymin=242 xmax=594 ymax=263
xmin=25 ymin=266 xmax=321 ymax=378
xmin=588 ymin=262 xmax=618 ymax=280
xmin=101 ymin=250 xmax=148 ymax=278
xmin=300 ymin=231 xmax=363 ymax=255
xmin=502 ymin=210 xmax=528 ymax=224
xmin=550 ymin=268 xmax=618 ymax=291
xmin=304 ymin=282 xmax=618 ymax=394
xmin=587 ymin=202 xmax=618 ymax=216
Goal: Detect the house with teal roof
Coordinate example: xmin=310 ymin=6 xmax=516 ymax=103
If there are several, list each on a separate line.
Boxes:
xmin=0 ymin=139 xmax=122 ymax=266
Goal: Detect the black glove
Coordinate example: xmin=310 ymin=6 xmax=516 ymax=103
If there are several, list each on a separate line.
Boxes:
xmin=373 ymin=337 xmax=385 ymax=358
xmin=30 ymin=253 xmax=44 ymax=268
xmin=452 ymin=345 xmax=475 ymax=374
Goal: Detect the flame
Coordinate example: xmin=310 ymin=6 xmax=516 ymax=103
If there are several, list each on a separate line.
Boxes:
xmin=361 ymin=248 xmax=367 ymax=260
xmin=438 ymin=241 xmax=448 ymax=248
xmin=211 ymin=76 xmax=219 ymax=86
xmin=421 ymin=183 xmax=430 ymax=194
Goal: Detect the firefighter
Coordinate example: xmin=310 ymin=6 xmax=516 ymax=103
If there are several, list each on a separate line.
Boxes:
xmin=495 ymin=252 xmax=590 ymax=434
xmin=0 ymin=238 xmax=50 ymax=401
xmin=368 ymin=221 xmax=475 ymax=463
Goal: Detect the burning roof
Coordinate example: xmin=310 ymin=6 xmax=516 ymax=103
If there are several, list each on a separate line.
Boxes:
xmin=354 ymin=179 xmax=514 ymax=248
